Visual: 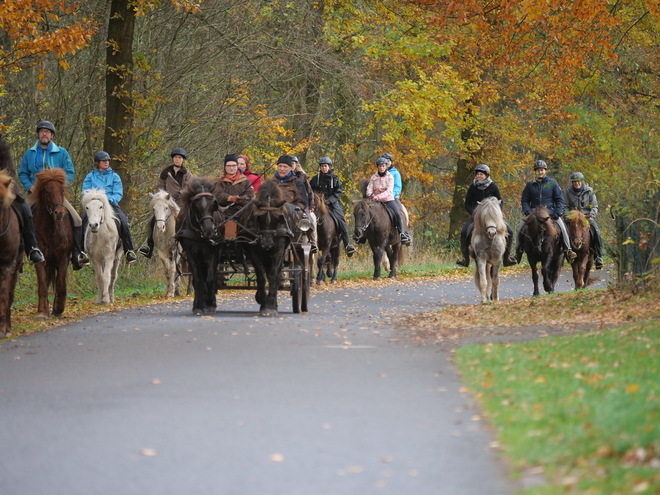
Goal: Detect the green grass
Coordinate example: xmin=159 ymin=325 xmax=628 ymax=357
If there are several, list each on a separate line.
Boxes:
xmin=456 ymin=321 xmax=660 ymax=494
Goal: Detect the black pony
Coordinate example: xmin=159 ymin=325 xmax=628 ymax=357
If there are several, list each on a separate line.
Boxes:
xmin=519 ymin=205 xmax=564 ymax=296
xmin=239 ymin=179 xmax=294 ymax=316
xmin=176 ymin=178 xmax=222 ymax=315
xmin=314 ymin=192 xmax=342 ymax=284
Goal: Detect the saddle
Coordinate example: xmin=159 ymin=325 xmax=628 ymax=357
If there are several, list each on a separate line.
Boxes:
xmin=378 ymin=202 xmax=398 ymax=230
xmin=10 ymin=203 xmax=24 ymax=232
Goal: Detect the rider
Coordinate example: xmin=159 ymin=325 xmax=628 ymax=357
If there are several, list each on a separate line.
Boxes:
xmin=0 ymin=133 xmax=44 ymax=264
xmin=273 ymin=154 xmax=309 ymax=210
xmin=237 ymin=154 xmax=261 ymax=193
xmin=213 ymin=153 xmax=255 ymax=217
xmin=516 ymin=160 xmax=577 ymax=264
xmin=82 ymin=151 xmax=137 ymax=264
xmin=366 ymin=157 xmax=410 ymax=244
xmin=291 ymin=155 xmax=317 ymax=252
xmin=564 ymin=171 xmax=604 ymax=269
xmin=138 ymin=147 xmax=192 ymax=258
xmin=309 ymin=156 xmax=357 ymax=257
xmin=18 ymin=121 xmax=88 ymax=269
xmin=456 ymin=164 xmax=518 ymax=267
xmin=381 ymin=152 xmax=412 ymax=244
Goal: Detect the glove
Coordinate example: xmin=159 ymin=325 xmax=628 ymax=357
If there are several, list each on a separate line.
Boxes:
xmin=173 ymin=193 xmax=181 ymax=201
xmin=523 ymin=211 xmax=531 ymax=216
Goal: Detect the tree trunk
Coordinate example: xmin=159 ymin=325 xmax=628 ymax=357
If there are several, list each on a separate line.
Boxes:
xmin=104 ymin=0 xmax=135 ymax=210
xmin=448 ymin=125 xmax=476 ymax=240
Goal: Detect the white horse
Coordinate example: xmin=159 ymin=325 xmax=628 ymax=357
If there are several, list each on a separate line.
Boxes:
xmin=470 ymin=197 xmax=507 ymax=303
xmin=82 ymin=189 xmax=122 ymax=305
xmin=149 ymin=190 xmax=181 ymax=297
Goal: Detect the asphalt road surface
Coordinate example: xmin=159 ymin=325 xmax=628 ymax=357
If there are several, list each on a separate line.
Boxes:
xmin=0 ymin=267 xmax=611 ymax=495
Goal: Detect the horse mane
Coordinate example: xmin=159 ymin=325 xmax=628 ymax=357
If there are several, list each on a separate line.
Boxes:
xmin=314 ymin=192 xmax=327 ymax=215
xmin=180 ymin=177 xmax=214 ymax=207
xmin=33 ymin=168 xmax=69 ymax=202
xmin=526 ymin=206 xmax=557 ymax=238
xmin=0 ymin=169 xmax=16 ymax=208
xmin=150 ymin=189 xmax=180 ymax=213
xmin=567 ymin=209 xmax=588 ymax=228
xmin=254 ymin=179 xmax=286 ymax=209
xmin=359 ymin=178 xmax=370 ymax=198
xmin=472 ymin=197 xmax=506 ymax=235
xmin=81 ymin=188 xmax=118 ymax=223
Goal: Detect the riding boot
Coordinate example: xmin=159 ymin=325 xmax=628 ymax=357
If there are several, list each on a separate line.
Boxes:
xmin=341 ymin=230 xmax=357 ymax=257
xmin=590 ymin=222 xmax=604 ymax=269
xmin=515 ymin=225 xmax=525 ymax=263
xmin=17 ymin=202 xmax=44 ymax=264
xmin=72 ymin=224 xmax=90 ymax=270
xmin=138 ymin=216 xmax=155 ymax=258
xmin=556 ymin=217 xmax=577 ymax=263
xmin=456 ymin=220 xmax=471 ymax=267
xmin=502 ymin=224 xmax=518 ymax=266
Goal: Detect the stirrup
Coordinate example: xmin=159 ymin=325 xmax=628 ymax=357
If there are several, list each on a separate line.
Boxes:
xmin=126 ymin=251 xmax=138 ymax=264
xmin=137 ymin=245 xmax=152 ymax=258
xmin=566 ymin=249 xmax=577 ymax=263
xmin=345 ymin=245 xmax=357 ymax=257
xmin=503 ymin=255 xmax=518 ymax=267
xmin=29 ymin=248 xmax=45 ymax=265
xmin=595 ymin=257 xmax=603 ymax=269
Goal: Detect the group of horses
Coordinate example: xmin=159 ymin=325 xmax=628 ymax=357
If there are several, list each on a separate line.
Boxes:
xmin=470 ymin=197 xmax=595 ymax=303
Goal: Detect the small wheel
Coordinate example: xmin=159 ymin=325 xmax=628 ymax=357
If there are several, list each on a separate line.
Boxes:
xmin=301 ymin=249 xmax=311 ymax=313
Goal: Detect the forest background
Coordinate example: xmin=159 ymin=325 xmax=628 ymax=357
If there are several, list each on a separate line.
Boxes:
xmin=1 ymin=0 xmax=659 ymax=257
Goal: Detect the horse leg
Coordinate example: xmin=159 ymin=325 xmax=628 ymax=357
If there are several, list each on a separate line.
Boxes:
xmin=262 ymin=257 xmax=280 ymax=317
xmin=316 ymin=251 xmax=326 ymax=285
xmin=35 ymin=263 xmax=49 ymax=318
xmin=372 ymin=244 xmax=384 ymax=280
xmin=190 ymin=260 xmax=206 ymax=315
xmin=530 ymin=258 xmax=540 ymax=296
xmin=475 ymin=258 xmax=489 ymax=303
xmin=160 ymin=254 xmax=174 ymax=297
xmin=251 ymin=253 xmax=267 ymax=309
xmin=109 ymin=254 xmax=121 ymax=304
xmin=203 ymin=256 xmax=217 ymax=314
xmin=330 ymin=243 xmax=340 ymax=284
xmin=387 ymin=243 xmax=400 ymax=278
xmin=491 ymin=263 xmax=501 ymax=302
xmin=52 ymin=260 xmax=68 ymax=316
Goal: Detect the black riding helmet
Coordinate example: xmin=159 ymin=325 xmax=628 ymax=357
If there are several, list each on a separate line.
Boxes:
xmin=36 ymin=121 xmax=56 ymax=134
xmin=171 ymin=148 xmax=187 ymax=159
xmin=376 ymin=157 xmax=388 ymax=166
xmin=94 ymin=151 xmax=111 ymax=162
xmin=319 ymin=157 xmax=333 ymax=167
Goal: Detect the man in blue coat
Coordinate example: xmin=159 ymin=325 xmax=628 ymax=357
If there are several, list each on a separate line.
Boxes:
xmin=82 ymin=151 xmax=137 ymax=264
xmin=19 ymin=121 xmax=89 ymax=269
xmin=516 ymin=160 xmax=576 ymax=263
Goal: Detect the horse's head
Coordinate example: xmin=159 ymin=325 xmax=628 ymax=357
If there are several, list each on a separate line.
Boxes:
xmin=0 ymin=170 xmax=15 ymax=208
xmin=473 ymin=197 xmax=505 ymax=240
xmin=82 ymin=189 xmax=115 ymax=234
xmin=151 ymin=190 xmax=179 ymax=233
xmin=314 ymin=192 xmax=327 ymax=215
xmin=189 ymin=192 xmax=219 ymax=240
xmin=567 ymin=210 xmax=589 ymax=250
xmin=34 ymin=169 xmax=68 ymax=221
xmin=352 ymin=199 xmax=373 ymax=241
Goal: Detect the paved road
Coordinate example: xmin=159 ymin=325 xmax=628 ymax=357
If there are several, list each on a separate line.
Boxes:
xmin=0 ymin=267 xmax=611 ymax=495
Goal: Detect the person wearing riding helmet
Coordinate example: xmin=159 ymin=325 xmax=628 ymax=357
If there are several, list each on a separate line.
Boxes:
xmin=82 ymin=151 xmax=137 ymax=264
xmin=291 ymin=155 xmax=317 ymax=251
xmin=564 ymin=171 xmax=604 ymax=269
xmin=310 ymin=156 xmax=357 ymax=257
xmin=18 ymin=121 xmax=88 ymax=269
xmin=516 ymin=159 xmax=577 ymax=263
xmin=237 ymin=154 xmax=261 ymax=193
xmin=138 ymin=147 xmax=193 ymax=258
xmin=213 ymin=153 xmax=254 ymax=217
xmin=0 ymin=132 xmax=45 ymax=265
xmin=366 ymin=157 xmax=411 ymax=244
xmin=456 ymin=164 xmax=518 ymax=268
xmin=381 ymin=152 xmax=412 ymax=244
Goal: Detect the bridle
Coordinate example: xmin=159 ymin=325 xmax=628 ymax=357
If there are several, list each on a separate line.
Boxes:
xmin=354 ymin=200 xmax=375 ymax=238
xmin=87 ymin=198 xmax=106 ymax=226
xmin=186 ymin=191 xmax=218 ymax=242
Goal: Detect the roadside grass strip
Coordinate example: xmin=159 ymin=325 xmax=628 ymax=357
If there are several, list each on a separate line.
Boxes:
xmin=456 ymin=321 xmax=660 ymax=494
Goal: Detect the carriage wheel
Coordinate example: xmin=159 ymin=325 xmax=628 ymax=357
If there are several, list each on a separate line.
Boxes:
xmin=301 ymin=247 xmax=311 ymax=313
xmin=291 ymin=269 xmax=302 ymax=314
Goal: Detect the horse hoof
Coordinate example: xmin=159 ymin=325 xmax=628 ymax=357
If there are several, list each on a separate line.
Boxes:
xmin=373 ymin=277 xmax=381 ymax=281
xmin=331 ymin=279 xmax=338 ymax=285
xmin=35 ymin=313 xmax=48 ymax=320
xmin=193 ymin=308 xmax=203 ymax=316
xmin=259 ymin=308 xmax=278 ymax=317
xmin=203 ymin=307 xmax=216 ymax=315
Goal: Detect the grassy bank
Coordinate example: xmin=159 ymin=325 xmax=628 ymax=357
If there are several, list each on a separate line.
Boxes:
xmin=456 ymin=318 xmax=660 ymax=494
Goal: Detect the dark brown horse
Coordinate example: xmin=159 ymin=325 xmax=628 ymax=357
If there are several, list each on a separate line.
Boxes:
xmin=32 ymin=169 xmax=73 ymax=317
xmin=519 ymin=205 xmax=564 ymax=296
xmin=567 ymin=210 xmax=593 ymax=289
xmin=239 ymin=180 xmax=293 ymax=316
xmin=176 ymin=178 xmax=222 ymax=315
xmin=0 ymin=170 xmax=23 ymax=336
xmin=314 ymin=192 xmax=341 ymax=284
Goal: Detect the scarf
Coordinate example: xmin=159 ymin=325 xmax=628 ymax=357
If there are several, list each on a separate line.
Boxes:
xmin=572 ymin=184 xmax=584 ymax=193
xmin=474 ymin=177 xmax=492 ymax=191
xmin=34 ymin=142 xmax=53 ymax=172
xmin=377 ymin=171 xmax=387 ymax=177
xmin=276 ymin=170 xmax=294 ymax=182
xmin=225 ymin=171 xmax=241 ymax=182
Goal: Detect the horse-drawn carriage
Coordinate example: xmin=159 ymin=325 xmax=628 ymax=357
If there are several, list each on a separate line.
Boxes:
xmin=176 ymin=178 xmax=313 ymax=316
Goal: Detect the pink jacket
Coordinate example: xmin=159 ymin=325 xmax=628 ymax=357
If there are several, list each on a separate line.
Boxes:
xmin=366 ymin=172 xmax=394 ymax=201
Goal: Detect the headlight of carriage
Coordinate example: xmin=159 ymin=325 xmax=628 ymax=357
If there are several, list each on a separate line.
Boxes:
xmin=298 ymin=215 xmax=311 ymax=232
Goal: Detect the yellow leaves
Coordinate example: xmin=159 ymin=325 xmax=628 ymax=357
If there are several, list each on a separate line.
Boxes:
xmin=534 ymin=376 xmax=546 ymax=383
xmin=626 ymin=384 xmax=640 ymax=393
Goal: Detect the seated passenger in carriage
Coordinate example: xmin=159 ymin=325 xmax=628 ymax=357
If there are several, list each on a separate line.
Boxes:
xmin=82 ymin=151 xmax=137 ymax=264
xmin=237 ymin=154 xmax=262 ymax=193
xmin=456 ymin=164 xmax=517 ymax=268
xmin=515 ymin=160 xmax=577 ymax=264
xmin=213 ymin=153 xmax=255 ymax=219
xmin=564 ymin=171 xmax=604 ymax=269
xmin=291 ymin=155 xmax=318 ymax=252
xmin=138 ymin=147 xmax=193 ymax=258
xmin=365 ymin=157 xmax=411 ymax=244
xmin=309 ymin=156 xmax=356 ymax=257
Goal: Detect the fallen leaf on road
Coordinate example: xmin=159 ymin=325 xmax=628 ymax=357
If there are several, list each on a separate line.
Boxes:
xmin=269 ymin=453 xmax=284 ymax=463
xmin=139 ymin=448 xmax=157 ymax=456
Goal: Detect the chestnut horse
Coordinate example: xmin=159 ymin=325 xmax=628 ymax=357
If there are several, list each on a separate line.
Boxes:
xmin=0 ymin=170 xmax=23 ymax=336
xmin=519 ymin=206 xmax=564 ymax=296
xmin=32 ymin=169 xmax=73 ymax=317
xmin=314 ymin=193 xmax=341 ymax=284
xmin=567 ymin=210 xmax=594 ymax=289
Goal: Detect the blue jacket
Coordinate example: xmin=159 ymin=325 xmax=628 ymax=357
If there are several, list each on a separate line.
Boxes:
xmin=82 ymin=168 xmax=123 ymax=205
xmin=389 ymin=166 xmax=402 ymax=199
xmin=19 ymin=141 xmax=75 ymax=192
xmin=521 ymin=176 xmax=564 ymax=218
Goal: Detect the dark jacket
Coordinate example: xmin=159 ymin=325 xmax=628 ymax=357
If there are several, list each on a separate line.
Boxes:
xmin=564 ymin=184 xmax=598 ymax=218
xmin=157 ymin=164 xmax=193 ymax=204
xmin=0 ymin=136 xmax=24 ymax=199
xmin=213 ymin=174 xmax=254 ymax=216
xmin=521 ymin=176 xmax=564 ymax=218
xmin=310 ymin=171 xmax=343 ymax=204
xmin=295 ymin=170 xmax=315 ymax=209
xmin=274 ymin=174 xmax=308 ymax=209
xmin=464 ymin=181 xmax=502 ymax=215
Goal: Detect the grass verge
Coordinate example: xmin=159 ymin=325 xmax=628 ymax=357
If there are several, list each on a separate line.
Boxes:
xmin=456 ymin=319 xmax=660 ymax=494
